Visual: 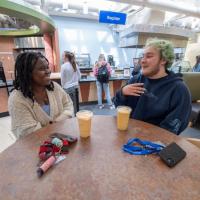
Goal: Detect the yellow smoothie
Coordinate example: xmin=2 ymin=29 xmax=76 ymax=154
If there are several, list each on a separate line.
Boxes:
xmin=76 ymin=110 xmax=93 ymax=138
xmin=117 ymin=106 xmax=132 ymax=131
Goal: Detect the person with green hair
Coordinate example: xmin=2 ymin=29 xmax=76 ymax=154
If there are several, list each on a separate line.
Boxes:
xmin=113 ymin=38 xmax=191 ymax=135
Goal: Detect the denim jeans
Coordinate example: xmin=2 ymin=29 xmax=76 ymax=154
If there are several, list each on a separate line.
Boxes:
xmin=96 ymin=81 xmax=112 ymax=106
xmin=64 ymin=86 xmax=79 ymax=114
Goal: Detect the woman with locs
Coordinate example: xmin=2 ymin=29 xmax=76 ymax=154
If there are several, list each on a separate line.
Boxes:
xmin=8 ymin=52 xmax=73 ymax=139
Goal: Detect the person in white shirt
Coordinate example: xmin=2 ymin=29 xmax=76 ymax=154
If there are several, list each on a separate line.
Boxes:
xmin=61 ymin=51 xmax=81 ymax=113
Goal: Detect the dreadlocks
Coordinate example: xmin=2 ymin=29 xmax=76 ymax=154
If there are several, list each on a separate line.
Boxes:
xmin=13 ymin=52 xmax=54 ymax=101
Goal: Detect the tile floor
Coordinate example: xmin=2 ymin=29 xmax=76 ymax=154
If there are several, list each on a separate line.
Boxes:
xmin=79 ymin=103 xmax=117 ymax=116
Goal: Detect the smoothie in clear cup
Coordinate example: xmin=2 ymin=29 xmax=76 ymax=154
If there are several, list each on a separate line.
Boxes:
xmin=117 ymin=106 xmax=132 ymax=131
xmin=76 ymin=110 xmax=93 ymax=138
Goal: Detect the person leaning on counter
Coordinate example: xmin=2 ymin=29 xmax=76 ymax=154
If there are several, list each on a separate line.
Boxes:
xmin=113 ymin=39 xmax=191 ymax=135
xmin=8 ymin=52 xmax=73 ymax=139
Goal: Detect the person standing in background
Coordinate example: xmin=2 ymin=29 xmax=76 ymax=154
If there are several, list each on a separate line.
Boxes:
xmin=61 ymin=51 xmax=81 ymax=114
xmin=132 ymin=57 xmax=142 ymax=76
xmin=93 ymin=54 xmax=115 ymax=109
xmin=192 ymin=55 xmax=200 ymax=72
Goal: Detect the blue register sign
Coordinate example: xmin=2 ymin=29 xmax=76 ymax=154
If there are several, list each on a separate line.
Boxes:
xmin=99 ymin=11 xmax=127 ymax=25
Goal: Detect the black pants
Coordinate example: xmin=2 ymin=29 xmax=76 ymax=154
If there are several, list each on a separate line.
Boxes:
xmin=64 ymin=86 xmax=79 ymax=115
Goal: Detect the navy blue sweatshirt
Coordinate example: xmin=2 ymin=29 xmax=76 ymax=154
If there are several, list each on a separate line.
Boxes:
xmin=113 ymin=72 xmax=191 ymax=135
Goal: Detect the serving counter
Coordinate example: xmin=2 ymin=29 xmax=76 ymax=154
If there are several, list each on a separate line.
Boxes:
xmin=50 ymin=73 xmax=129 ymax=103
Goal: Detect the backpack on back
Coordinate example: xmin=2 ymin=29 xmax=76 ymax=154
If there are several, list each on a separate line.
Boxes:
xmin=97 ymin=64 xmax=109 ymax=83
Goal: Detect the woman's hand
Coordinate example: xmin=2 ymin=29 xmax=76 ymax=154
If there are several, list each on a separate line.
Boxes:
xmin=122 ymin=83 xmax=145 ymax=96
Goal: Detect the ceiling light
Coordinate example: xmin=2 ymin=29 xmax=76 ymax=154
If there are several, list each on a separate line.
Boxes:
xmin=62 ymin=0 xmax=68 ymax=11
xmin=83 ymin=2 xmax=88 ymax=15
xmin=55 ymin=8 xmax=60 ymax=12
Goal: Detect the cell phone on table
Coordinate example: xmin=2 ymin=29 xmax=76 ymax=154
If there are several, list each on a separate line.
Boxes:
xmin=158 ymin=142 xmax=186 ymax=167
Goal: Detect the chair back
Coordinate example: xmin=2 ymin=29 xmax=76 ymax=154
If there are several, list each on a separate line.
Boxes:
xmin=182 ymin=72 xmax=200 ymax=102
xmin=187 ymin=138 xmax=200 ymax=149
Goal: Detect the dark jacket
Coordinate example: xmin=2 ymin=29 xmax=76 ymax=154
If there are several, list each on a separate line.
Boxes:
xmin=113 ymin=72 xmax=191 ymax=135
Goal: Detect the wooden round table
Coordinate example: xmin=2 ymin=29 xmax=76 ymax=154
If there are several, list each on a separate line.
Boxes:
xmin=0 ymin=116 xmax=200 ymax=200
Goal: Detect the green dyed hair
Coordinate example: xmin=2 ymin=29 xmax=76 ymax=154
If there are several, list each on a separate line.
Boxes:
xmin=145 ymin=38 xmax=175 ymax=69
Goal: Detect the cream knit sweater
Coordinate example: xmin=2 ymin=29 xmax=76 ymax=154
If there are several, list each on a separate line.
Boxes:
xmin=8 ymin=82 xmax=73 ymax=139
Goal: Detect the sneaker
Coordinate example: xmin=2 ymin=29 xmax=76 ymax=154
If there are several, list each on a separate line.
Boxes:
xmin=109 ymin=105 xmax=115 ymax=110
xmin=98 ymin=105 xmax=104 ymax=109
